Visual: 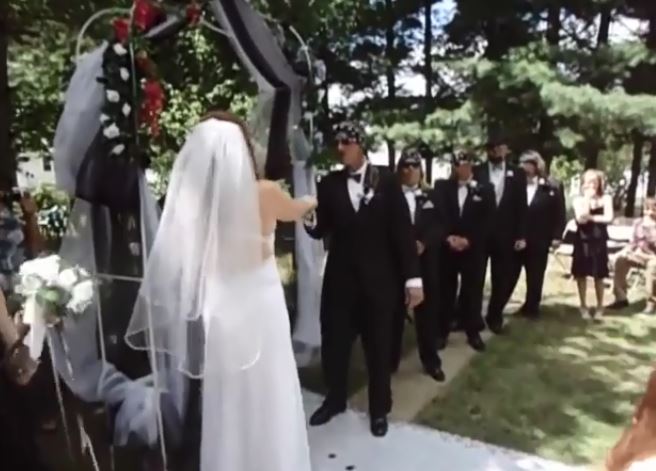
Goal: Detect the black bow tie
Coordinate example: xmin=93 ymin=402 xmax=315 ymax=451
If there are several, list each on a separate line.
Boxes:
xmin=349 ymin=173 xmax=363 ymax=183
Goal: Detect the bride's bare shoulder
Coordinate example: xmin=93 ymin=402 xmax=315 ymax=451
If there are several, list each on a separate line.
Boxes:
xmin=258 ymin=179 xmax=283 ymax=196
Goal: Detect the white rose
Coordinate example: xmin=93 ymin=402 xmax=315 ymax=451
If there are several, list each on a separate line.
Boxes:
xmin=120 ymin=67 xmax=130 ymax=81
xmin=67 ymin=279 xmax=95 ymax=315
xmin=103 ymin=123 xmax=120 ymax=139
xmin=121 ymin=103 xmax=131 ymax=117
xmin=539 ymin=178 xmax=546 ymax=185
xmin=106 ymin=90 xmax=120 ymax=103
xmin=57 ymin=268 xmax=78 ymax=291
xmin=113 ymin=43 xmax=128 ymax=56
xmin=18 ymin=274 xmax=44 ymax=295
xmin=20 ymin=255 xmax=61 ymax=281
xmin=111 ymin=144 xmax=125 ymax=156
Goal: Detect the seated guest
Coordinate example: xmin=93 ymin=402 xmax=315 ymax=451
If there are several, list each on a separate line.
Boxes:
xmin=435 ymin=151 xmax=495 ymax=352
xmin=609 ymin=197 xmax=656 ymax=314
xmin=0 ymin=185 xmax=44 ymax=292
xmin=508 ymin=150 xmax=566 ymax=319
xmin=391 ymin=146 xmax=445 ymax=382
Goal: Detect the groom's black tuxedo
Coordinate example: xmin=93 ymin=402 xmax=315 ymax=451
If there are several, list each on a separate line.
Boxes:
xmin=306 ymin=164 xmax=420 ymax=417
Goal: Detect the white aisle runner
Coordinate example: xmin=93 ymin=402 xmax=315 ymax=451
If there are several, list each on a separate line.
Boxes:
xmin=303 ymin=391 xmax=576 ymax=471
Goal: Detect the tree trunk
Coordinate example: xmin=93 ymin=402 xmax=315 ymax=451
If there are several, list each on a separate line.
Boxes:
xmin=648 ymin=138 xmax=656 ymax=197
xmin=385 ymin=0 xmax=396 ymax=169
xmin=422 ymin=0 xmax=433 ymax=181
xmin=597 ymin=4 xmax=611 ymax=47
xmin=626 ymin=131 xmax=645 ymax=217
xmin=423 ymin=0 xmax=433 ymax=114
xmin=584 ymin=143 xmax=600 ymax=170
xmin=0 ymin=0 xmax=12 ymax=185
xmin=546 ymin=3 xmax=561 ymax=46
xmin=541 ymin=3 xmax=561 ymax=171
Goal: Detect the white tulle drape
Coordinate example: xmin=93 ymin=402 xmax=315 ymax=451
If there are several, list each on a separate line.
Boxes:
xmin=125 ymin=119 xmax=264 ymax=378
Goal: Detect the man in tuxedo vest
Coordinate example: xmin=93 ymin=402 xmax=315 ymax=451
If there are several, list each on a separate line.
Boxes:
xmin=435 ymin=152 xmax=494 ymax=351
xmin=304 ymin=122 xmax=423 ymax=437
xmin=390 ymin=147 xmax=445 ymax=382
xmin=508 ymin=151 xmax=566 ymax=318
xmin=474 ymin=137 xmax=528 ymax=333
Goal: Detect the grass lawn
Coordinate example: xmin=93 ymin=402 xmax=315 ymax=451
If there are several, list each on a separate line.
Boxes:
xmin=417 ymin=256 xmax=656 ymax=467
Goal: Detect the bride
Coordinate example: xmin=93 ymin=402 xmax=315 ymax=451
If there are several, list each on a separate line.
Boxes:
xmin=126 ymin=111 xmax=316 ymax=471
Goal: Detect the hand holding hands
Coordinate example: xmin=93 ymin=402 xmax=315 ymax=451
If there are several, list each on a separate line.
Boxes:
xmin=447 ymin=235 xmax=469 ymax=252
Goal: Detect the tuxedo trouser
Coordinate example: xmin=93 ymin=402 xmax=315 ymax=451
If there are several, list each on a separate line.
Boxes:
xmin=439 ymin=249 xmax=486 ymax=337
xmin=508 ymin=244 xmax=550 ymax=314
xmin=485 ymin=239 xmax=517 ymax=328
xmin=321 ymin=276 xmax=393 ymax=417
xmin=391 ymin=255 xmax=441 ymax=371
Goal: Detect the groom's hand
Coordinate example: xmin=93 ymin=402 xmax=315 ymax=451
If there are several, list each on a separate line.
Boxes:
xmin=405 ymin=286 xmax=424 ymax=310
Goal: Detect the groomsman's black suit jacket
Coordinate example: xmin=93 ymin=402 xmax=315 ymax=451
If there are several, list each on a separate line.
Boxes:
xmin=306 ymin=165 xmax=420 ymax=312
xmin=525 ymin=178 xmax=567 ymax=248
xmin=473 ymin=162 xmax=527 ymax=246
xmin=437 ymin=179 xmax=495 ymax=253
xmin=410 ymin=188 xmax=445 ymax=254
xmin=435 ymin=179 xmax=496 ymax=335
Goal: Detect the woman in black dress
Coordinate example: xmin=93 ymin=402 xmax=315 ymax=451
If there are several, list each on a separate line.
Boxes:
xmin=572 ymin=169 xmax=614 ymax=319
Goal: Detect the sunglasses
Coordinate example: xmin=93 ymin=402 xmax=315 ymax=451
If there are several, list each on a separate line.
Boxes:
xmin=401 ymin=162 xmax=421 ymax=169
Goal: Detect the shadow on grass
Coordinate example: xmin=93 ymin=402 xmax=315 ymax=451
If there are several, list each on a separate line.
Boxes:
xmin=417 ymin=302 xmax=656 ymax=466
xmin=299 ymin=325 xmax=418 ymax=397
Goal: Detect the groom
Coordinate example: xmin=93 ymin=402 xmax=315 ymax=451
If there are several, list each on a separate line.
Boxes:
xmin=305 ymin=122 xmax=423 ymax=437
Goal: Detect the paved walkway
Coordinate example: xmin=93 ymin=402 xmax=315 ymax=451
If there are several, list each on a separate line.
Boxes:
xmin=350 ymin=331 xmax=492 ymax=421
xmin=304 ymin=390 xmax=575 ymax=471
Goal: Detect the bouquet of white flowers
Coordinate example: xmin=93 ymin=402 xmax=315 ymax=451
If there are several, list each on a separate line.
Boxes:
xmin=15 ymin=254 xmax=95 ymax=325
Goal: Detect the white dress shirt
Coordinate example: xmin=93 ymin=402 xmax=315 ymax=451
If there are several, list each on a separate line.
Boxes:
xmin=526 ymin=176 xmax=538 ymax=206
xmin=457 ymin=181 xmax=469 ymax=215
xmin=488 ymin=161 xmax=506 ymax=205
xmin=347 ymin=162 xmax=367 ymax=211
xmin=403 ymin=185 xmax=419 ymax=224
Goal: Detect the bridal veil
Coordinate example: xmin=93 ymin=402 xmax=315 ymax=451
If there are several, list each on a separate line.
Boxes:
xmin=125 ymin=118 xmax=264 ymax=378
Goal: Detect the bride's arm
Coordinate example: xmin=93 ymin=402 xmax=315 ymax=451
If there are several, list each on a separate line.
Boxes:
xmin=261 ymin=180 xmax=317 ymax=222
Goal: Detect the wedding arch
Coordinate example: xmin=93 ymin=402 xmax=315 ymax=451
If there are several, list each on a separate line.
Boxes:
xmin=43 ymin=0 xmax=324 ymax=468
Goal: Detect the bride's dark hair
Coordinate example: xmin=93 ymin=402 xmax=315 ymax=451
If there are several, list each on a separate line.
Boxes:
xmin=201 ymin=110 xmax=259 ymax=178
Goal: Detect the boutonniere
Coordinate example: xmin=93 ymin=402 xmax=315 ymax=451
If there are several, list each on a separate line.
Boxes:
xmin=538 ymin=177 xmax=547 ymax=186
xmin=467 ymin=180 xmax=478 ymax=189
xmin=506 ymin=170 xmax=514 ymax=178
xmin=361 ymin=187 xmax=375 ymax=206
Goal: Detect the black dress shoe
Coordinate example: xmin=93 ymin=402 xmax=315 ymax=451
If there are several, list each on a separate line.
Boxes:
xmin=436 ymin=337 xmax=448 ymax=351
xmin=309 ymin=402 xmax=346 ymax=426
xmin=370 ymin=416 xmax=388 ymax=437
xmin=424 ymin=366 xmax=446 ymax=382
xmin=467 ymin=334 xmax=486 ymax=352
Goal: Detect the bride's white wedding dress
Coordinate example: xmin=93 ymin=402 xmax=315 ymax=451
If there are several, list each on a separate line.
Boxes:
xmin=126 ymin=119 xmax=312 ymax=471
xmin=200 ymin=232 xmax=312 ymax=471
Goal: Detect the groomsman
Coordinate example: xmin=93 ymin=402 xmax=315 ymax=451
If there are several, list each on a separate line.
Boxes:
xmin=508 ymin=151 xmax=566 ymax=318
xmin=436 ymin=152 xmax=495 ymax=352
xmin=305 ymin=122 xmax=423 ymax=437
xmin=391 ymin=147 xmax=445 ymax=382
xmin=474 ymin=137 xmax=527 ymax=333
